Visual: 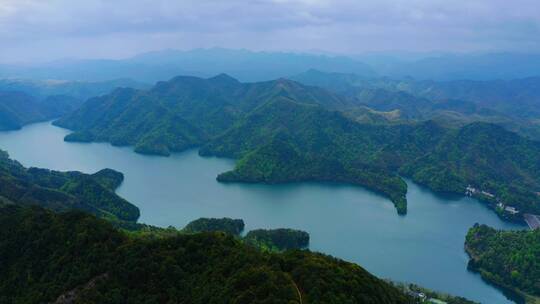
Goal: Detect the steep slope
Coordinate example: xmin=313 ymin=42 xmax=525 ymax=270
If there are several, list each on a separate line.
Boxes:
xmin=0 ymin=150 xmax=139 ymax=222
xmin=0 ymin=204 xmax=412 ymax=304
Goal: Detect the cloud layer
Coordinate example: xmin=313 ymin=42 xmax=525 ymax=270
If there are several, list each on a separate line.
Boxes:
xmin=1 ymin=0 xmax=539 ymax=62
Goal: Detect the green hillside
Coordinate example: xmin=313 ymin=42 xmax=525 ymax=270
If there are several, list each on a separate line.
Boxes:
xmin=465 ymin=224 xmax=540 ymax=303
xmin=54 ymin=75 xmax=351 ymax=156
xmin=292 ymin=69 xmax=540 ymax=140
xmin=0 ymin=204 xmax=412 ymax=304
xmin=54 ymin=74 xmax=540 ymax=217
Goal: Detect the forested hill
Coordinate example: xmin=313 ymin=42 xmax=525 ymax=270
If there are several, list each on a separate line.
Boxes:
xmin=54 ymin=74 xmax=351 ymax=156
xmin=465 ymin=224 xmax=540 ymax=303
xmin=291 ymin=69 xmax=540 ymax=140
xmin=199 ymin=97 xmax=418 ymax=213
xmin=0 ymin=149 xmax=139 ymax=222
xmin=401 ymin=123 xmax=540 ymax=215
xmin=0 ymin=91 xmax=80 ymax=130
xmin=54 ymin=74 xmax=540 ymax=217
xmin=291 ymin=69 xmax=540 ymax=119
xmin=0 ymin=204 xmax=412 ymax=304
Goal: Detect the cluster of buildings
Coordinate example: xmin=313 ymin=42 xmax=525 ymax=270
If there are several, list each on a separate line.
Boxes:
xmin=465 ymin=185 xmax=495 ymax=198
xmin=465 ymin=185 xmax=521 ymax=216
xmin=465 ymin=185 xmax=540 ymax=230
xmin=497 ymin=203 xmax=520 ymax=215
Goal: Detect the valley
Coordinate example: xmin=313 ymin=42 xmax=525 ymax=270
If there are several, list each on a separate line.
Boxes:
xmin=0 ymin=121 xmax=525 ymax=304
xmin=52 ymin=74 xmax=540 ymax=220
xmin=2 ymin=2 xmax=539 ymax=303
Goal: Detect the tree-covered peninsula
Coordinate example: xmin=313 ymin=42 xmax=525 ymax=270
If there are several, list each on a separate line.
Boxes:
xmin=54 ymin=74 xmax=540 ymax=217
xmin=465 ymin=224 xmax=540 ymax=304
xmin=0 ymin=149 xmax=139 ymax=223
xmin=0 ymin=204 xmax=413 ymax=304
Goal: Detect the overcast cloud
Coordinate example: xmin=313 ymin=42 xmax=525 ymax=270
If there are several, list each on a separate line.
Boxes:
xmin=0 ymin=0 xmax=539 ymax=63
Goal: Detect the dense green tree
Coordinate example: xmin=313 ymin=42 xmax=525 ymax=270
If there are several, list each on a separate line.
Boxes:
xmin=465 ymin=224 xmax=540 ymax=302
xmin=244 ymin=229 xmax=310 ymax=252
xmin=0 ymin=150 xmax=139 ymax=222
xmin=54 ymin=74 xmax=540 ymax=217
xmin=183 ymin=217 xmax=245 ymax=236
xmin=0 ymin=204 xmax=413 ymax=304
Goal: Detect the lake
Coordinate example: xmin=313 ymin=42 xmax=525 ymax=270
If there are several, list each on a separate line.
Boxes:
xmin=0 ymin=121 xmax=525 ymax=304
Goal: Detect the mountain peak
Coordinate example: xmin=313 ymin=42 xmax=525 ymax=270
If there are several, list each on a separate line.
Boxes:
xmin=208 ymin=73 xmax=239 ymax=84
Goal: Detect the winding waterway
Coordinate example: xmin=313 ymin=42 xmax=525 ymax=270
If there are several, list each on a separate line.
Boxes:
xmin=0 ymin=121 xmax=525 ymax=304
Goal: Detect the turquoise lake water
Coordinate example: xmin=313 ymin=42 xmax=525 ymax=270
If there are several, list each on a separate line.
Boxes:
xmin=0 ymin=121 xmax=526 ymax=304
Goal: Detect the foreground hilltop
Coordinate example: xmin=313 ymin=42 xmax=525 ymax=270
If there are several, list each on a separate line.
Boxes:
xmin=0 ymin=204 xmax=412 ymax=304
xmin=54 ymin=74 xmax=540 ymax=218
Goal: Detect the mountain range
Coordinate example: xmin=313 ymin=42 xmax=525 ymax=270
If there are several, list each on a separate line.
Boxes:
xmin=292 ymin=69 xmax=540 ymax=140
xmin=4 ymin=49 xmax=540 ymax=83
xmin=0 ymin=48 xmax=376 ymax=83
xmin=54 ymin=74 xmax=540 ymax=218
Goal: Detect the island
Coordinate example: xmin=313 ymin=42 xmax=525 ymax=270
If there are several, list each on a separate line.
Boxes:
xmin=183 ymin=217 xmax=245 ymax=236
xmin=244 ymin=228 xmax=310 ymax=252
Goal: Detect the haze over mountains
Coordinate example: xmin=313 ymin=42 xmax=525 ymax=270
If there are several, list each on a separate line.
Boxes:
xmin=3 ymin=49 xmax=540 ymax=83
xmin=1 ymin=47 xmax=540 ymax=304
xmin=2 ymin=0 xmax=540 ymax=302
xmin=0 ymin=78 xmax=149 ymax=130
xmin=292 ymin=69 xmax=540 ymax=140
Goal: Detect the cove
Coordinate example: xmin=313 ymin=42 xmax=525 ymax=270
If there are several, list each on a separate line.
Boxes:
xmin=0 ymin=121 xmax=525 ymax=304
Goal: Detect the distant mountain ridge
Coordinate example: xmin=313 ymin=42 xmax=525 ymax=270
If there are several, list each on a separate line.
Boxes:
xmin=0 ymin=78 xmax=150 ymax=101
xmin=291 ymin=69 xmax=540 ymax=140
xmin=3 ymin=49 xmax=540 ymax=82
xmin=0 ymin=78 xmax=151 ymax=130
xmin=0 ymin=48 xmax=376 ymax=83
xmin=375 ymin=52 xmax=540 ymax=81
xmin=0 ymin=91 xmax=80 ymax=130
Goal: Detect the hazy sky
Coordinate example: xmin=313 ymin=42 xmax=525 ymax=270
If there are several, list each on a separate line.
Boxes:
xmin=1 ymin=0 xmax=539 ymax=63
